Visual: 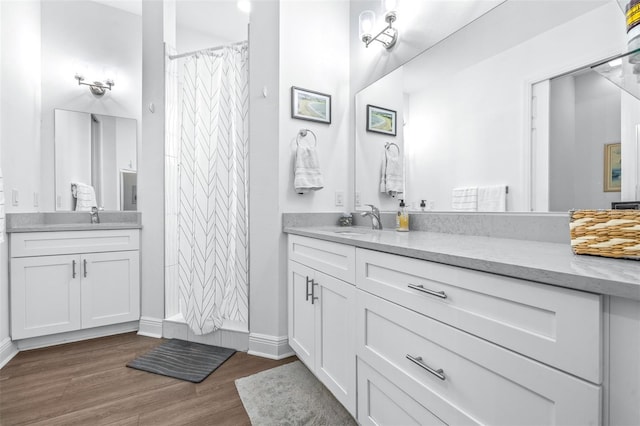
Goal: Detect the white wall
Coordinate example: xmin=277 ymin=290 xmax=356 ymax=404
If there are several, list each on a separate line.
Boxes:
xmin=40 ymin=1 xmax=142 ymax=211
xmin=279 ymin=0 xmax=351 ymax=213
xmin=248 ymin=0 xmax=285 ymax=357
xmin=549 ymin=75 xmax=577 ymax=211
xmin=0 ymin=0 xmax=41 ymax=358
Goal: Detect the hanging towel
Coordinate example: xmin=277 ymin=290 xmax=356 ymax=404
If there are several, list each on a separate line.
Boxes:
xmin=294 ymin=145 xmax=324 ymax=194
xmin=451 ymin=187 xmax=478 ymax=211
xmin=0 ymin=167 xmax=4 ymax=244
xmin=72 ymin=182 xmax=98 ymax=211
xmin=478 ymin=185 xmax=507 ymax=212
xmin=380 ymin=146 xmax=403 ymax=197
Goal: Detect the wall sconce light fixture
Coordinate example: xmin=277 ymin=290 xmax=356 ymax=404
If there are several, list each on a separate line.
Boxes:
xmin=74 ymin=73 xmax=115 ymax=97
xmin=359 ymin=0 xmax=398 ymax=49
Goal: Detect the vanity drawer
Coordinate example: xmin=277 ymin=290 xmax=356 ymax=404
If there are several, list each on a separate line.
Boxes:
xmin=356 ymin=248 xmax=602 ymax=383
xmin=10 ymin=230 xmax=140 ymax=257
xmin=357 ymin=290 xmax=601 ymax=426
xmin=357 ymin=357 xmax=448 ymax=426
xmin=288 ymin=235 xmax=355 ymax=283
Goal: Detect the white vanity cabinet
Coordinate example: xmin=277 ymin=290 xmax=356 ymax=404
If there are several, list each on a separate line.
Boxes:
xmin=287 ymin=235 xmax=357 ymax=416
xmin=10 ymin=230 xmax=140 ymax=340
xmin=355 ymin=247 xmax=603 ymax=426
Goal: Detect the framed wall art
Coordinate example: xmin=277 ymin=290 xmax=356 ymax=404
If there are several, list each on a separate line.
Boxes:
xmin=366 ymin=104 xmax=396 ymax=136
xmin=291 ymin=86 xmax=331 ymax=124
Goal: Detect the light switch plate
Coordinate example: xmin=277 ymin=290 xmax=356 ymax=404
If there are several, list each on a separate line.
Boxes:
xmin=11 ymin=189 xmax=19 ymax=206
xmin=355 ymin=192 xmax=361 ymax=207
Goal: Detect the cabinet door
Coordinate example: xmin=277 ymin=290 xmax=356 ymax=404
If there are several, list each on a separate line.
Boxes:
xmin=81 ymin=250 xmax=140 ymax=328
xmin=11 ymin=255 xmax=82 ymax=339
xmin=288 ymin=261 xmax=316 ymax=367
xmin=314 ymin=270 xmax=357 ymax=416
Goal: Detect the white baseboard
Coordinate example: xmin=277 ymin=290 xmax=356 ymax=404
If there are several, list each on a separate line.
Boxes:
xmin=248 ymin=333 xmax=294 ymax=360
xmin=15 ymin=322 xmax=139 ymax=351
xmin=162 ymin=318 xmax=249 ymax=351
xmin=0 ymin=337 xmax=18 ymax=369
xmin=138 ymin=316 xmax=163 ymax=338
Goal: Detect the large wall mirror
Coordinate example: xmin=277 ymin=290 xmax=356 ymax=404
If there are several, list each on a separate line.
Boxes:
xmin=54 ymin=109 xmax=137 ymax=211
xmin=355 ymin=0 xmax=639 ymax=213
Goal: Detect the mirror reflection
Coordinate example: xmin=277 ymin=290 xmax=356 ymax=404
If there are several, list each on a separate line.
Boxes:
xmin=355 ymin=0 xmax=639 ymax=212
xmin=54 ymin=109 xmax=137 ymax=211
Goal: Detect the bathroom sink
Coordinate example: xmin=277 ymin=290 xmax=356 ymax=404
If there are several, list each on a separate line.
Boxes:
xmin=333 ymin=229 xmax=368 ymax=236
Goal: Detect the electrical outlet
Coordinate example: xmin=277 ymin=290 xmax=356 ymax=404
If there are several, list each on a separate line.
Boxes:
xmin=33 ymin=192 xmax=39 ymax=207
xmin=355 ymin=192 xmax=361 ymax=206
xmin=335 ymin=191 xmax=344 ymax=207
xmin=11 ymin=189 xmax=19 ymax=206
xmin=57 ymin=195 xmax=62 ymax=208
xmin=428 ymin=200 xmax=435 ymax=210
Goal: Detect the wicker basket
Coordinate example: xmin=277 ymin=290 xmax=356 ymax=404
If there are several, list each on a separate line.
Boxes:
xmin=570 ymin=209 xmax=640 ymax=260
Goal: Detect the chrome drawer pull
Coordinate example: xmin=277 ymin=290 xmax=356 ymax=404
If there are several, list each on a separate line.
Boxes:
xmin=305 ymin=277 xmax=313 ymax=301
xmin=408 ymin=283 xmax=447 ymax=299
xmin=83 ymin=259 xmax=88 ymax=278
xmin=72 ymin=260 xmax=77 ymax=279
xmin=406 ymin=354 xmax=446 ymax=381
xmin=311 ymin=280 xmax=319 ymax=305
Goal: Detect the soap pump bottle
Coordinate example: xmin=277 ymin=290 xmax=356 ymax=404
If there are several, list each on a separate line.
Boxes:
xmin=397 ymin=199 xmax=409 ymax=232
xmin=420 ymin=200 xmax=426 ymax=212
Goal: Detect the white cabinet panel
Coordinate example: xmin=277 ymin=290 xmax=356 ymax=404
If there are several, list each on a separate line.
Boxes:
xmin=81 ymin=251 xmax=140 ymax=328
xmin=288 ymin=261 xmax=316 ymax=367
xmin=356 ymin=248 xmax=602 ymax=383
xmin=10 ymin=230 xmax=140 ymax=340
xmin=357 ymin=290 xmax=601 ymax=426
xmin=288 ymin=235 xmax=355 ymax=283
xmin=11 ymin=230 xmax=139 ymax=257
xmin=314 ymin=270 xmax=356 ymax=414
xmin=11 ymin=255 xmax=82 ymax=339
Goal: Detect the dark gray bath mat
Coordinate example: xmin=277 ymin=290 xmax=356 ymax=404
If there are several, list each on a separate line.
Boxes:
xmin=126 ymin=339 xmax=235 ymax=383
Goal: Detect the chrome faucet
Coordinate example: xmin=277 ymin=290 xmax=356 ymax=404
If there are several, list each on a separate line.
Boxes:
xmin=90 ymin=206 xmax=100 ymax=224
xmin=361 ymin=204 xmax=382 ymax=230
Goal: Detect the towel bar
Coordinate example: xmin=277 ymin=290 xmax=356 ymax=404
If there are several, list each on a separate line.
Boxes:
xmin=297 ymin=129 xmax=317 ymax=147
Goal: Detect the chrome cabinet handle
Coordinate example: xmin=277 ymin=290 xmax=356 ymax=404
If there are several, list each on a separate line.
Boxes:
xmin=72 ymin=260 xmax=77 ymax=278
xmin=306 ymin=277 xmax=313 ymax=301
xmin=83 ymin=259 xmax=88 ymax=278
xmin=311 ymin=280 xmax=319 ymax=305
xmin=408 ymin=283 xmax=447 ymax=299
xmin=406 ymin=354 xmax=446 ymax=381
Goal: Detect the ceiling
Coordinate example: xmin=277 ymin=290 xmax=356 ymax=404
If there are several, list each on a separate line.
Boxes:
xmin=90 ymin=0 xmax=248 ymax=43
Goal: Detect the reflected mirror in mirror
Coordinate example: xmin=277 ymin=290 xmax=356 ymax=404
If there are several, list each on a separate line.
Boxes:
xmin=54 ymin=109 xmax=137 ymax=211
xmin=355 ymin=0 xmax=638 ymax=213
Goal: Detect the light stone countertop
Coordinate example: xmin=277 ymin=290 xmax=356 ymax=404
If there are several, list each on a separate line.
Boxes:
xmin=284 ymin=226 xmax=640 ymax=301
xmin=5 ymin=212 xmax=142 ymax=233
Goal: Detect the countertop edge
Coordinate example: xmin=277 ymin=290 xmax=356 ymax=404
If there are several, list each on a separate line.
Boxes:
xmin=284 ymin=226 xmax=640 ymax=301
xmin=7 ymin=224 xmax=143 ymax=232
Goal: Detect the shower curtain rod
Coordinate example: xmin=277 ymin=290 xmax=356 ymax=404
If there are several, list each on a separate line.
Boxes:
xmin=168 ymin=40 xmax=247 ymax=60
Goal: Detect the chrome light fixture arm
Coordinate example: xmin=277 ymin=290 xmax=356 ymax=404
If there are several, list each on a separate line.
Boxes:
xmin=74 ymin=74 xmax=114 ymax=97
xmin=362 ymin=11 xmax=398 ymax=50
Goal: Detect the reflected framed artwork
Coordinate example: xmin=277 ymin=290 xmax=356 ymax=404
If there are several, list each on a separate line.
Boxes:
xmin=291 ymin=86 xmax=331 ymax=124
xmin=366 ymin=105 xmax=396 ymax=136
xmin=604 ymin=142 xmax=621 ymax=192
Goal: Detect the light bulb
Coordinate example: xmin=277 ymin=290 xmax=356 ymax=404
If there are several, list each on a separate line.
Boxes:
xmin=382 ymin=0 xmax=397 ymax=13
xmin=359 ymin=10 xmax=376 ymax=40
xmin=237 ymin=0 xmax=250 ymax=14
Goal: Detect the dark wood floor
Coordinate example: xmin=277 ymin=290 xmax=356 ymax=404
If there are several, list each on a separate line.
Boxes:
xmin=0 ymin=332 xmax=297 ymax=425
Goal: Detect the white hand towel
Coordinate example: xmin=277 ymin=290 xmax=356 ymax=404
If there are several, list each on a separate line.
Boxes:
xmin=0 ymin=167 xmax=4 ymax=244
xmin=380 ymin=147 xmax=403 ymax=196
xmin=294 ymin=145 xmax=324 ymax=194
xmin=451 ymin=187 xmax=478 ymax=211
xmin=478 ymin=185 xmax=507 ymax=212
xmin=73 ymin=182 xmax=98 ymax=211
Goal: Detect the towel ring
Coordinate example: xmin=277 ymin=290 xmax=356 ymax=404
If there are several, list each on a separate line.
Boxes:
xmin=297 ymin=129 xmax=317 ymax=147
xmin=385 ymin=142 xmax=400 ymax=154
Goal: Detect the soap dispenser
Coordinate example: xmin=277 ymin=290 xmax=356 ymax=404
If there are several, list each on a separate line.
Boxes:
xmin=397 ymin=199 xmax=409 ymax=232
